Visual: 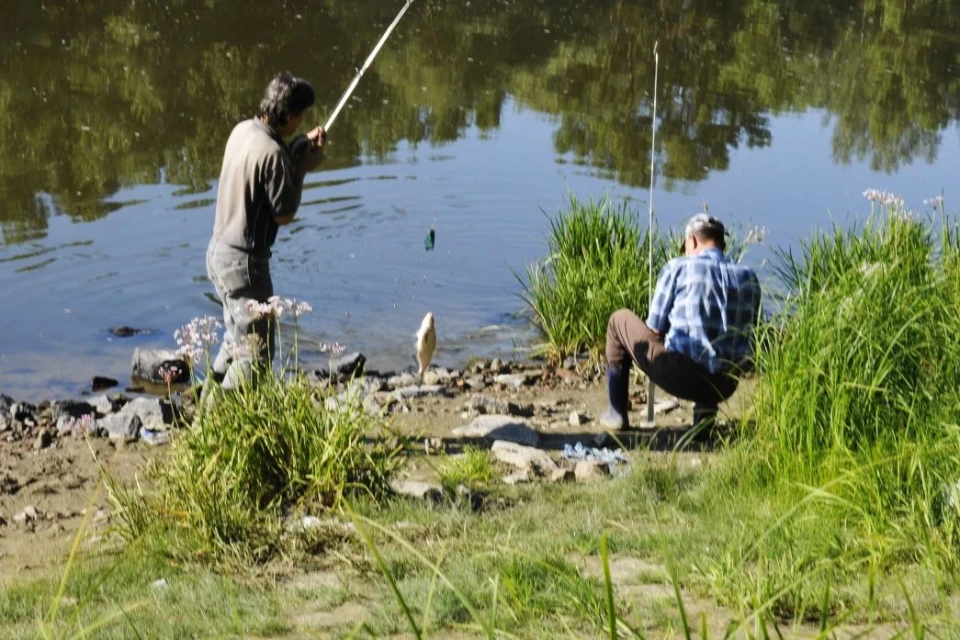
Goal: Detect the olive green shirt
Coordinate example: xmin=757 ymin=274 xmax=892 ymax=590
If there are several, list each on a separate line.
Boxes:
xmin=212 ymin=118 xmax=302 ymax=257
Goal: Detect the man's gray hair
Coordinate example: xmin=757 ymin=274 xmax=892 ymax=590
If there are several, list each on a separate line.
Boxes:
xmin=258 ymin=72 xmax=316 ymax=127
xmin=685 ymin=213 xmax=726 ymax=250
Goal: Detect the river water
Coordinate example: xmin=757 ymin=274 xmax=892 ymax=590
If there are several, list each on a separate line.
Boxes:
xmin=1 ymin=0 xmax=958 ymax=400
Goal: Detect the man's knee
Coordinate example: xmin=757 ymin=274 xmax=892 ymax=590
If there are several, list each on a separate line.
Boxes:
xmin=607 ymin=308 xmax=632 ymax=337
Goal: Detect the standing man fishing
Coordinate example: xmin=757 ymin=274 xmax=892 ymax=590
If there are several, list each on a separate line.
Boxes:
xmin=206 ymin=72 xmax=325 ymax=388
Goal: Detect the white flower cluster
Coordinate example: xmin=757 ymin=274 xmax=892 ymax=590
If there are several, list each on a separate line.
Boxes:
xmin=319 ymin=341 xmax=346 ymax=357
xmin=924 ymin=195 xmax=945 ymax=207
xmin=245 ymin=296 xmax=314 ymax=320
xmin=64 ymin=414 xmax=96 ymax=434
xmin=862 ymin=189 xmax=904 ymax=208
xmin=744 ymin=225 xmax=767 ymax=246
xmin=175 ymin=316 xmax=222 ymax=362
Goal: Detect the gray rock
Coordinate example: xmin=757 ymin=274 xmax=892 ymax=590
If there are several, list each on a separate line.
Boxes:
xmin=88 ymin=394 xmax=119 ymax=416
xmin=493 ymin=373 xmax=528 ymax=389
xmin=463 ymin=376 xmax=487 ymax=390
xmin=10 ymin=402 xmax=36 ymax=422
xmin=142 ymin=430 xmax=171 ymax=446
xmin=50 ymin=400 xmax=96 ymax=422
xmin=452 ymin=415 xmax=540 ymax=447
xmin=0 ymin=393 xmax=14 ymax=417
xmin=386 ymin=372 xmax=418 ymax=390
xmin=131 ymin=348 xmax=190 ymax=384
xmin=468 ymin=395 xmax=533 ymax=417
xmin=574 ymin=460 xmax=610 ymax=483
xmin=119 ymin=397 xmax=171 ymax=430
xmin=91 ymin=376 xmax=119 ymax=392
xmin=491 ymin=440 xmax=558 ymax=473
xmin=389 ymin=480 xmax=443 ymax=502
xmin=392 ymin=385 xmax=447 ymax=400
xmin=102 ymin=413 xmax=142 ymax=441
xmin=315 ymin=352 xmax=366 ymax=380
xmin=548 ymin=468 xmax=575 ymax=483
xmin=503 ymin=469 xmax=531 ymax=485
xmin=33 ymin=431 xmax=53 ymax=451
xmin=422 ymin=368 xmax=452 ymax=386
xmin=13 ymin=505 xmax=38 ymax=523
xmin=490 ymin=358 xmax=503 ymax=373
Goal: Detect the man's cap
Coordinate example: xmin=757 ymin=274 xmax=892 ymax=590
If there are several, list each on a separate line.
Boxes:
xmin=684 ymin=213 xmax=726 ymax=239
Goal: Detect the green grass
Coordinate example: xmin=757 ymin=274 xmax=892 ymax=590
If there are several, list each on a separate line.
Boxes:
xmin=437 ymin=446 xmax=496 ymax=492
xmin=108 ymin=370 xmax=402 ymax=563
xmin=520 ymin=194 xmax=675 ymax=362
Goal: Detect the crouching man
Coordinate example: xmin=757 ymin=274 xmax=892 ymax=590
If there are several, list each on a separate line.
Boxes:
xmin=601 ymin=214 xmax=762 ymax=432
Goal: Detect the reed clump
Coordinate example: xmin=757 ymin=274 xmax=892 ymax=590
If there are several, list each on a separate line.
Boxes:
xmin=521 ymin=194 xmax=674 ymax=362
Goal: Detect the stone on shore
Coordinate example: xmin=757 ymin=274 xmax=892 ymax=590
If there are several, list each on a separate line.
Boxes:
xmin=574 ymin=460 xmax=610 ymax=483
xmin=392 ymin=385 xmax=447 ymax=400
xmin=131 ymin=348 xmax=190 ymax=384
xmin=118 ymin=397 xmax=171 ymax=430
xmin=491 ymin=440 xmax=558 ymax=473
xmin=503 ymin=469 xmax=531 ymax=485
xmin=467 ymin=395 xmax=533 ymax=417
xmin=493 ymin=373 xmax=532 ymax=389
xmin=452 ymin=415 xmax=539 ymax=447
xmin=568 ymin=411 xmax=587 ymax=426
xmin=390 ymin=480 xmax=443 ymax=502
xmin=33 ymin=431 xmax=53 ymax=450
xmin=548 ymin=468 xmax=575 ymax=483
xmin=88 ymin=394 xmax=120 ymax=416
xmin=315 ymin=352 xmax=366 ymax=380
xmin=50 ymin=400 xmax=96 ymax=422
xmin=386 ymin=372 xmax=418 ymax=390
xmin=92 ymin=376 xmax=119 ymax=392
xmin=101 ymin=413 xmax=142 ymax=441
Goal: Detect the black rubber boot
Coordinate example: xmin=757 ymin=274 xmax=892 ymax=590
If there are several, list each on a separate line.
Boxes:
xmin=599 ymin=366 xmax=630 ymax=430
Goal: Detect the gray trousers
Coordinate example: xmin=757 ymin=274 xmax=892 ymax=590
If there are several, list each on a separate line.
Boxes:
xmin=205 ymin=238 xmax=275 ymax=389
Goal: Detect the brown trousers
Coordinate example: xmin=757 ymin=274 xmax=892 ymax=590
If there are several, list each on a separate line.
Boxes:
xmin=605 ymin=309 xmax=737 ymax=408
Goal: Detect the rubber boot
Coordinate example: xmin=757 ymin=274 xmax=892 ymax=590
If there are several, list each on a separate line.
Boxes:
xmin=599 ymin=366 xmax=630 ymax=430
xmin=691 ymin=404 xmax=718 ymax=442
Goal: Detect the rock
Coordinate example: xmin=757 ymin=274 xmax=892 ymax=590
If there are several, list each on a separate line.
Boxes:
xmin=88 ymin=394 xmax=119 ymax=415
xmin=555 ymin=369 xmax=578 ymax=385
xmin=142 ymin=429 xmax=171 ymax=446
xmin=33 ymin=431 xmax=53 ymax=450
xmin=10 ymin=402 xmax=36 ymax=422
xmin=315 ymin=352 xmax=366 ymax=380
xmin=491 ymin=440 xmax=558 ymax=473
xmin=489 ymin=358 xmax=503 ymax=373
xmin=0 ymin=393 xmax=14 ymax=417
xmin=109 ymin=326 xmax=155 ymax=338
xmin=92 ymin=376 xmax=119 ymax=392
xmin=119 ymin=397 xmax=172 ymax=429
xmin=574 ymin=460 xmax=610 ymax=483
xmin=503 ymin=469 xmax=531 ymax=485
xmin=14 ymin=505 xmax=38 ymax=523
xmin=422 ymin=368 xmax=452 ymax=386
xmin=392 ymin=385 xmax=448 ymax=400
xmin=101 ymin=413 xmax=142 ymax=441
xmin=569 ymin=411 xmax=586 ymax=427
xmin=386 ymin=372 xmax=418 ymax=390
xmin=423 ymin=438 xmax=444 ymax=454
xmin=467 ymin=395 xmax=533 ymax=417
xmin=390 ymin=480 xmax=443 ymax=502
xmin=452 ymin=415 xmax=539 ymax=447
xmin=131 ymin=348 xmax=190 ymax=384
xmin=493 ymin=373 xmax=529 ymax=389
xmin=50 ymin=400 xmax=96 ymax=422
xmin=548 ymin=468 xmax=575 ymax=483
xmin=463 ymin=376 xmax=487 ymax=390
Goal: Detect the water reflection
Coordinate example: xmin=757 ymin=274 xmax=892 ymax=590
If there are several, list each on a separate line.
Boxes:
xmin=1 ymin=0 xmax=958 ymax=244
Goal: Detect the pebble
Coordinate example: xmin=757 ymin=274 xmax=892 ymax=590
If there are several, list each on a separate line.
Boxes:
xmin=574 ymin=460 xmax=610 ymax=483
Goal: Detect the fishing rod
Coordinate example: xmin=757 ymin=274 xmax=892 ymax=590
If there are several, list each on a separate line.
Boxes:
xmin=643 ymin=41 xmax=659 ymax=428
xmin=323 ymin=0 xmax=415 ymax=132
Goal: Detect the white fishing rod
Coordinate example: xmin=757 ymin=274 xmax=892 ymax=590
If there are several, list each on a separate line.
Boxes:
xmin=323 ymin=0 xmax=415 ymax=132
xmin=643 ymin=42 xmax=659 ymax=428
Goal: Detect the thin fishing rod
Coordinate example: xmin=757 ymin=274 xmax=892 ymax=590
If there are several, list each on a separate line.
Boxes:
xmin=323 ymin=0 xmax=415 ymax=132
xmin=644 ymin=41 xmax=659 ymax=427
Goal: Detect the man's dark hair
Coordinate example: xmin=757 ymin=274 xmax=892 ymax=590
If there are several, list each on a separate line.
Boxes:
xmin=258 ymin=72 xmax=316 ymax=127
xmin=694 ymin=227 xmax=726 ymax=252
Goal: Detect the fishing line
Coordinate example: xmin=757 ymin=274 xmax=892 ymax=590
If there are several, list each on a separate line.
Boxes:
xmin=643 ymin=41 xmax=659 ymax=428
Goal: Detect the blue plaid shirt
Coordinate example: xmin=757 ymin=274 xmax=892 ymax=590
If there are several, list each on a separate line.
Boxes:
xmin=646 ymin=248 xmax=761 ymax=375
